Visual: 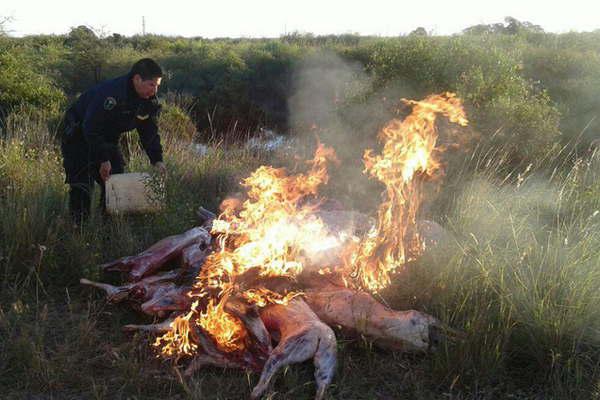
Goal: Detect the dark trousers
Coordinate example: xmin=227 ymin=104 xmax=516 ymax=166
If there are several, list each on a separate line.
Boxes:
xmin=61 ymin=138 xmax=124 ymax=223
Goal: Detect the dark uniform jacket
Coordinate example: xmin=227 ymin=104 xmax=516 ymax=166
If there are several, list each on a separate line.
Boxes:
xmin=62 ymin=72 xmax=163 ymax=174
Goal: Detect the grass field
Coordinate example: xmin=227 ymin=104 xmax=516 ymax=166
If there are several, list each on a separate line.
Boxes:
xmin=2 ymin=112 xmax=600 ymax=400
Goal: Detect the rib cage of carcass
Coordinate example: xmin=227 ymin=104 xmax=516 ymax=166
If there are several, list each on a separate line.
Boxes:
xmin=81 ymin=93 xmax=468 ymax=400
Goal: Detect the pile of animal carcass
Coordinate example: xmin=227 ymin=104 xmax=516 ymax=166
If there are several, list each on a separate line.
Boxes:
xmin=81 ymin=93 xmax=468 ymax=400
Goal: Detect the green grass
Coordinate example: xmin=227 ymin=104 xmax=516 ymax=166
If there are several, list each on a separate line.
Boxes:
xmin=2 ymin=112 xmax=600 ymax=399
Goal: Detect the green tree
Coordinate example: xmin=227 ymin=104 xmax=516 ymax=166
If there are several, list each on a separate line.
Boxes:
xmin=409 ymin=27 xmax=428 ymax=36
xmin=504 ymin=17 xmax=544 ymax=34
xmin=463 ymin=17 xmax=544 ymax=35
xmin=63 ymin=25 xmax=109 ymax=92
xmin=0 ymin=50 xmax=65 ymax=113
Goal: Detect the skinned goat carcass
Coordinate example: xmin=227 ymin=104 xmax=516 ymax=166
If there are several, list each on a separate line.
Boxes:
xmin=185 ymin=309 xmax=270 ymax=376
xmin=80 ymin=275 xmax=189 ymax=318
xmin=183 ymin=298 xmax=337 ymax=400
xmin=140 ymin=285 xmax=192 ymax=317
xmin=184 ymin=325 xmax=251 ymax=375
xmin=178 ymin=240 xmax=211 ymax=282
xmin=302 ymin=277 xmax=441 ymax=352
xmin=100 ymin=226 xmax=211 ymax=281
xmin=183 ymin=297 xmax=274 ymax=376
xmin=224 ymin=298 xmax=272 ymax=365
xmin=80 ymin=269 xmax=181 ymax=303
xmin=252 ymin=298 xmax=337 ymax=400
xmin=85 ymin=218 xmax=448 ymax=400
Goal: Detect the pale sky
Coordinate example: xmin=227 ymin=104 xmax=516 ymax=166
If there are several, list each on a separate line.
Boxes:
xmin=3 ymin=0 xmax=600 ymax=38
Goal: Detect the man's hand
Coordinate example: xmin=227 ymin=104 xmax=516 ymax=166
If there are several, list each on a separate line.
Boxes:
xmin=154 ymin=161 xmax=167 ymax=175
xmin=99 ymin=161 xmax=112 ymax=181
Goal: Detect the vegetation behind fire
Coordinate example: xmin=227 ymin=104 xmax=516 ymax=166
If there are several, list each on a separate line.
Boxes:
xmin=2 ymin=17 xmax=600 ymax=399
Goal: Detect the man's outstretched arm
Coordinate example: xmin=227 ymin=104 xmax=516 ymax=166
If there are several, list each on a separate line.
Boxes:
xmin=137 ymin=101 xmax=165 ymax=172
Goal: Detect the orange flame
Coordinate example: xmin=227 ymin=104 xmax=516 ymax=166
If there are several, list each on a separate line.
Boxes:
xmin=242 ymin=288 xmax=301 ymax=308
xmin=153 ymin=303 xmax=198 ymax=357
xmin=348 ymin=92 xmax=468 ymax=292
xmin=156 ymin=143 xmax=339 ymax=355
xmin=198 ymin=297 xmax=247 ymax=352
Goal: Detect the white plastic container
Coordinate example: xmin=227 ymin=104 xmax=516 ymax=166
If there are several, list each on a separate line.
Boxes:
xmin=105 ymin=172 xmax=163 ymax=215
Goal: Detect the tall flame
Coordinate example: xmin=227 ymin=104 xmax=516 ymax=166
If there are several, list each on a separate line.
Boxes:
xmin=347 ymin=92 xmax=468 ymax=292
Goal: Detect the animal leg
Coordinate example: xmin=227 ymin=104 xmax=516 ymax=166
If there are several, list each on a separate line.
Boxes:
xmin=79 ymin=278 xmax=129 ymax=303
xmin=251 ymin=331 xmax=319 ymax=399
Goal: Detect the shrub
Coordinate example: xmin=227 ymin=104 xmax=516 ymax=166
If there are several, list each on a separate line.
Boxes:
xmin=0 ymin=48 xmax=65 ymax=117
xmin=361 ymin=36 xmax=561 ymax=166
xmin=158 ymin=102 xmax=197 ymax=143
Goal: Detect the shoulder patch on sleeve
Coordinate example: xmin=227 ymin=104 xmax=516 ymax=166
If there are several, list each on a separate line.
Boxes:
xmin=103 ymin=97 xmax=117 ymax=110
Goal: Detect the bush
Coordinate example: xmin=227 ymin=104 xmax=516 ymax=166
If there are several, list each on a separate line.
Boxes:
xmin=158 ymin=102 xmax=197 ymax=143
xmin=361 ymin=36 xmax=562 ymax=165
xmin=522 ymin=43 xmax=600 ymax=146
xmin=0 ymin=48 xmax=65 ymax=117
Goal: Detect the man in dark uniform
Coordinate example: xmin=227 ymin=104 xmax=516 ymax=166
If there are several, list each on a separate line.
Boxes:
xmin=61 ymin=58 xmax=167 ymax=223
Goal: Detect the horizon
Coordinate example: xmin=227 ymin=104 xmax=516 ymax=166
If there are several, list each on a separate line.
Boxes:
xmin=3 ymin=0 xmax=600 ymax=38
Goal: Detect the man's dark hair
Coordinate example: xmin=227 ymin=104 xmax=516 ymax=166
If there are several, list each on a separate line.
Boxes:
xmin=130 ymin=58 xmax=163 ymax=80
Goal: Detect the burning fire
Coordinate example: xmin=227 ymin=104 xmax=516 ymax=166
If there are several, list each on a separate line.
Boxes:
xmin=347 ymin=92 xmax=468 ymax=292
xmin=156 ymin=143 xmax=341 ymax=355
xmin=155 ymin=93 xmax=467 ymax=356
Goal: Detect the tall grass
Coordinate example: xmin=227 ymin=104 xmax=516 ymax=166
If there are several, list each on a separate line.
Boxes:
xmin=392 ymin=144 xmax=600 ymax=398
